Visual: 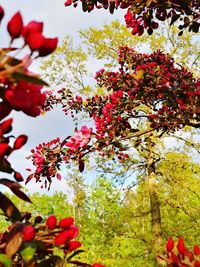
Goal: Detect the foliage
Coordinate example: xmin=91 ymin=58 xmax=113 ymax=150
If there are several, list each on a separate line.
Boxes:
xmin=64 ymin=0 xmax=200 ymax=35
xmin=0 ymin=6 xmax=105 ymax=267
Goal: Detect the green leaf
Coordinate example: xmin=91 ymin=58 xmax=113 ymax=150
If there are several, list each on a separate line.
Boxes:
xmin=0 ymin=254 xmax=12 ymax=267
xmin=12 ymin=72 xmax=49 ymax=86
xmin=21 ymin=243 xmax=36 ymax=262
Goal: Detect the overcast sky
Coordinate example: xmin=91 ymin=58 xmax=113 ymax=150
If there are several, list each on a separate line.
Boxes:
xmin=0 ymin=0 xmax=127 ymax=194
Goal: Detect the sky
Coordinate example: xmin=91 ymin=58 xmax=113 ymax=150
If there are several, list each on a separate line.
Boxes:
xmin=0 ymin=0 xmax=128 ymax=194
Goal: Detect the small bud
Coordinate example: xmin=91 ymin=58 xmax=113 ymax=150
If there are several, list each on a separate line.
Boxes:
xmin=59 ymin=217 xmax=74 ymax=229
xmin=46 ymin=215 xmax=57 ymax=230
xmin=22 ymin=225 xmax=35 ymax=242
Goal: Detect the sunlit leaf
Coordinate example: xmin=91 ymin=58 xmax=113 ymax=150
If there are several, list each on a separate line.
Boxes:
xmin=0 ymin=254 xmax=12 ymax=267
xmin=5 ymin=232 xmax=23 ymax=258
xmin=21 ymin=243 xmax=36 ymax=262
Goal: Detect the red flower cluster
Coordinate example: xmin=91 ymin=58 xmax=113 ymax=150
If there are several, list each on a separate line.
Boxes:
xmin=7 ymin=11 xmax=58 ymax=56
xmin=65 ymin=125 xmax=93 ymax=150
xmin=46 ymin=215 xmax=80 ymax=250
xmin=5 ymin=81 xmax=46 ymax=117
xmin=161 ymin=237 xmax=200 ymax=266
xmin=0 ymin=117 xmax=28 ymax=180
xmin=64 ymin=0 xmax=200 ymax=35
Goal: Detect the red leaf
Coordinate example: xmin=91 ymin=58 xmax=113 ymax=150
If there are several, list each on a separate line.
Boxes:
xmin=14 ymin=171 xmax=24 ymax=182
xmin=0 ymin=179 xmax=32 ymax=203
xmin=0 ymin=192 xmax=21 ymax=221
xmin=78 ymin=159 xmax=85 ymax=172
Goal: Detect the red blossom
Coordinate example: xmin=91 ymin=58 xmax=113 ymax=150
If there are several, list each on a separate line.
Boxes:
xmin=7 ymin=11 xmax=23 ymax=40
xmin=5 ymin=81 xmax=46 ymax=117
xmin=22 ymin=21 xmax=43 ymax=40
xmin=54 ymin=231 xmax=70 ymax=246
xmin=26 ymin=32 xmax=45 ymax=51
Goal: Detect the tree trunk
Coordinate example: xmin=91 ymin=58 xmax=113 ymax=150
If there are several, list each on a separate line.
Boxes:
xmin=147 ymin=151 xmax=163 ymax=264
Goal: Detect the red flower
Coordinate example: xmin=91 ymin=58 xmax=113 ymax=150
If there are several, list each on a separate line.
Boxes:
xmin=166 ymin=237 xmax=174 ymax=252
xmin=66 ymin=241 xmax=81 ymax=252
xmin=13 ymin=135 xmax=28 ymax=150
xmin=22 ymin=21 xmax=43 ymax=39
xmin=38 ymin=37 xmax=58 ymax=57
xmin=195 ymin=261 xmax=200 ymax=267
xmin=7 ymin=12 xmax=23 ymax=39
xmin=0 ymin=143 xmax=11 ymax=157
xmin=5 ymin=81 xmax=46 ymax=117
xmin=0 ymin=6 xmax=4 ymax=23
xmin=59 ymin=217 xmax=74 ymax=229
xmin=22 ymin=225 xmax=35 ymax=242
xmin=46 ymin=215 xmax=57 ymax=230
